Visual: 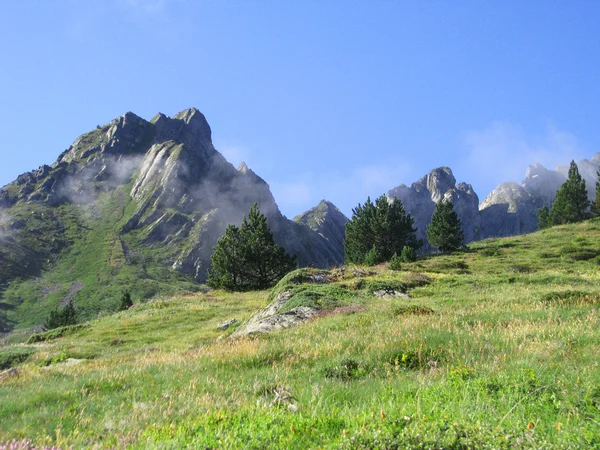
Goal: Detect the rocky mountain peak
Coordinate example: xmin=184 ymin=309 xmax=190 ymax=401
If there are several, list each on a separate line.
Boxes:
xmin=387 ymin=167 xmax=480 ymax=250
xmin=237 ymin=162 xmax=249 ymax=174
xmin=425 ymin=167 xmax=456 ymax=203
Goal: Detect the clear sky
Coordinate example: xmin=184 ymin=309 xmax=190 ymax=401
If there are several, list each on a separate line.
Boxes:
xmin=1 ymin=1 xmax=599 ymax=218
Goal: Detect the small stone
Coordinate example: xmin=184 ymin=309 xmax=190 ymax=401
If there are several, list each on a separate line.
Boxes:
xmin=217 ymin=318 xmax=237 ymax=330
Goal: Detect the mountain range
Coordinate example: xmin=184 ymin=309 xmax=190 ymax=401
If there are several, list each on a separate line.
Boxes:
xmin=0 ymin=108 xmax=598 ymax=332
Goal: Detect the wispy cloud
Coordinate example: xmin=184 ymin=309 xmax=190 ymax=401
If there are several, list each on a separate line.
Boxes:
xmin=460 ymin=121 xmax=586 ymax=195
xmin=215 ymin=142 xmax=251 ymax=168
xmin=269 ymin=161 xmax=414 ymax=218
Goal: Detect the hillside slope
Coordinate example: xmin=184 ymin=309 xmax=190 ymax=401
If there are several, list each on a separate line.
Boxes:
xmin=0 ymin=109 xmax=347 ymax=332
xmin=1 ymin=219 xmax=599 ymax=448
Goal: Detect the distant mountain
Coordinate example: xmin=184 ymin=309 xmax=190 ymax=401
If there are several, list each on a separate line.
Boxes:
xmin=1 ymin=106 xmax=598 ymax=332
xmin=386 ymin=155 xmax=599 ymax=249
xmin=480 ymin=154 xmax=600 ymax=237
xmin=386 ymin=167 xmax=481 ymax=251
xmin=0 ymin=108 xmax=346 ymax=331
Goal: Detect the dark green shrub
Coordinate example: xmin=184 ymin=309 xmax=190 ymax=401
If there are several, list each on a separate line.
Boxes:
xmin=400 ymin=245 xmax=417 ymax=262
xmin=323 ymin=358 xmax=365 ymax=380
xmin=44 ymin=299 xmax=78 ymax=330
xmin=119 ymin=290 xmax=133 ymax=311
xmin=208 ymin=204 xmax=297 ymax=291
xmin=363 ymin=246 xmax=379 ymax=266
xmin=392 ymin=305 xmax=434 ymax=316
xmin=387 ymin=252 xmax=402 ymax=271
xmin=345 ymin=195 xmax=421 ymax=265
xmin=385 ymin=348 xmax=442 ymax=370
xmin=426 ymin=200 xmax=464 ymax=252
xmin=402 ymin=272 xmax=432 ymax=288
xmin=27 ymin=323 xmax=88 ymax=344
xmin=0 ymin=347 xmax=35 ymax=370
xmin=365 ymin=280 xmax=407 ymax=294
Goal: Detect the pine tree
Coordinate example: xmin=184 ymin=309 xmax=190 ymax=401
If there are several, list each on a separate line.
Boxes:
xmin=44 ymin=299 xmax=78 ymax=330
xmin=591 ymin=169 xmax=600 ymax=217
xmin=543 ymin=160 xmax=589 ymax=226
xmin=344 ymin=195 xmax=420 ymax=265
xmin=207 ymin=204 xmax=297 ymax=291
xmin=119 ymin=290 xmax=133 ymax=311
xmin=537 ymin=206 xmax=551 ymax=229
xmin=426 ymin=200 xmax=464 ymax=252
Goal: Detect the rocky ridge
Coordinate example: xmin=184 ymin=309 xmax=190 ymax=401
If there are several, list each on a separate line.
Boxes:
xmin=386 ymin=167 xmax=481 ymax=251
xmin=0 ymin=108 xmax=347 ymax=331
xmin=480 ymin=154 xmax=600 ymax=237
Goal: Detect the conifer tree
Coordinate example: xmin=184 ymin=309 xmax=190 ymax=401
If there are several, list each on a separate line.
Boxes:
xmin=591 ymin=169 xmax=600 ymax=217
xmin=207 ymin=204 xmax=296 ymax=291
xmin=44 ymin=299 xmax=78 ymax=330
xmin=541 ymin=160 xmax=589 ymax=226
xmin=426 ymin=200 xmax=464 ymax=252
xmin=344 ymin=195 xmax=420 ymax=264
xmin=119 ymin=290 xmax=133 ymax=311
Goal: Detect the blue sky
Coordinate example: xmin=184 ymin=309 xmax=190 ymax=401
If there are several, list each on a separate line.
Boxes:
xmin=1 ymin=1 xmax=599 ymax=218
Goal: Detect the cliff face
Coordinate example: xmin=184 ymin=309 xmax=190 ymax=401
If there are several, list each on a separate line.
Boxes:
xmin=0 ymin=108 xmax=346 ymax=331
xmin=387 ymin=167 xmax=481 ymax=251
xmin=479 ymin=154 xmax=599 ymax=238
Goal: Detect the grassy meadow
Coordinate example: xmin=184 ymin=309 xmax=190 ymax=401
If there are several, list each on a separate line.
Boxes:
xmin=1 ymin=219 xmax=600 ymax=448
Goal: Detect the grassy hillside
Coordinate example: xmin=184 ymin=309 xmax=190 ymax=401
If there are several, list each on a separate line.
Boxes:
xmin=1 ymin=219 xmax=600 ymax=448
xmin=1 ymin=185 xmax=200 ymax=331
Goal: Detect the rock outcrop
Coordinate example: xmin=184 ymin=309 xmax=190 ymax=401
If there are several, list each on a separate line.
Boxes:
xmin=0 ymin=108 xmax=348 ymax=331
xmin=479 ymin=154 xmax=599 ymax=237
xmin=386 ymin=167 xmax=481 ymax=251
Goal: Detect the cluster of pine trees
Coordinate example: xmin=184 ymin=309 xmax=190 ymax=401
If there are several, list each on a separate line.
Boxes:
xmin=208 ymin=160 xmax=599 ymax=292
xmin=344 ymin=194 xmax=464 ymax=266
xmin=538 ymin=160 xmax=600 ymax=228
xmin=208 ymin=197 xmax=465 ymax=291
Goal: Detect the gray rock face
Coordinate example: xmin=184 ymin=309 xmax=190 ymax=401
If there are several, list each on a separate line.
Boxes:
xmin=479 ymin=182 xmax=539 ymax=237
xmin=0 ymin=107 xmax=347 ymax=289
xmin=386 ymin=167 xmax=481 ymax=251
xmin=231 ymin=291 xmax=317 ymax=338
xmin=480 ymin=155 xmax=600 ymax=238
xmin=293 ymin=200 xmax=348 ymax=264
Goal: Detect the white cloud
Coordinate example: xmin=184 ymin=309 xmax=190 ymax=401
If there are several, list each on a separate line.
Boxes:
xmin=460 ymin=121 xmax=586 ymax=194
xmin=269 ymin=162 xmax=414 ymax=218
xmin=215 ymin=142 xmax=250 ymax=168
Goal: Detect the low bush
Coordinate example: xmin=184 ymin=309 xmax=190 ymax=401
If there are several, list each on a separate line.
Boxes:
xmin=387 ymin=252 xmax=402 ymax=271
xmin=402 ymin=272 xmax=432 ymax=288
xmin=27 ymin=323 xmax=88 ymax=344
xmin=400 ymin=246 xmax=417 ymax=262
xmin=392 ymin=305 xmax=434 ymax=316
xmin=323 ymin=358 xmax=366 ymax=380
xmin=0 ymin=347 xmax=35 ymax=370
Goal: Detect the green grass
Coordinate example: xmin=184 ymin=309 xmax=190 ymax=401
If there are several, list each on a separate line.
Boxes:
xmin=1 ymin=185 xmax=201 ymax=330
xmin=1 ymin=219 xmax=600 ymax=448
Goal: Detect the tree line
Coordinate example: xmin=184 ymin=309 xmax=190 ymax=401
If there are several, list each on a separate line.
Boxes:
xmin=208 ymin=160 xmax=599 ymax=291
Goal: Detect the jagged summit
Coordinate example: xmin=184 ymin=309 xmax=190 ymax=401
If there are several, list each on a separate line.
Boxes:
xmin=480 ymin=155 xmax=599 ymax=237
xmin=0 ymin=109 xmax=347 ymax=331
xmin=387 ymin=167 xmax=481 ymax=250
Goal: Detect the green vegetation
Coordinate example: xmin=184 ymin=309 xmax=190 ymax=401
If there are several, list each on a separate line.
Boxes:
xmin=1 ymin=219 xmax=600 ymax=448
xmin=344 ymin=195 xmax=421 ymax=265
xmin=119 ymin=291 xmax=133 ymax=311
xmin=539 ymin=160 xmax=590 ymax=228
xmin=387 ymin=252 xmax=402 ymax=270
xmin=207 ymin=204 xmax=297 ymax=291
xmin=0 ymin=347 xmax=34 ymax=370
xmin=44 ymin=299 xmax=78 ymax=330
xmin=0 ymin=185 xmax=200 ymax=331
xmin=426 ymin=199 xmax=464 ymax=252
xmin=591 ymin=169 xmax=600 ymax=217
